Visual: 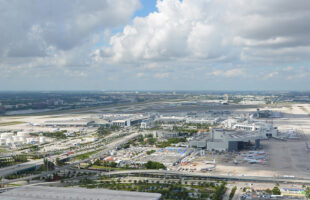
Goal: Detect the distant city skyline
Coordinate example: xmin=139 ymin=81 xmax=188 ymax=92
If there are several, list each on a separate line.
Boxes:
xmin=1 ymin=0 xmax=310 ymax=91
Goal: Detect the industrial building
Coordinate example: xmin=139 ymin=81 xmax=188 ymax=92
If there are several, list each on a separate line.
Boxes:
xmin=153 ymin=131 xmax=179 ymax=139
xmin=207 ymin=128 xmax=261 ymax=152
xmin=189 ymin=133 xmax=209 ymax=148
xmin=0 ymin=186 xmax=162 ymax=200
xmin=189 ymin=128 xmax=261 ymax=152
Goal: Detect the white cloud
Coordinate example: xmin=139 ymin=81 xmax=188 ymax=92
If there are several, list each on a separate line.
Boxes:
xmin=0 ymin=0 xmax=140 ymax=83
xmin=264 ymin=71 xmax=279 ymax=80
xmin=209 ymin=68 xmax=245 ymax=78
xmin=153 ymin=72 xmax=170 ymax=79
xmin=262 ymin=66 xmax=308 ymax=80
xmin=96 ymin=0 xmax=310 ymax=67
xmin=136 ymin=72 xmax=145 ymax=78
xmin=0 ymin=0 xmax=140 ymax=58
xmin=283 ymin=66 xmax=293 ymax=71
xmin=1 ymin=0 xmax=310 ymax=90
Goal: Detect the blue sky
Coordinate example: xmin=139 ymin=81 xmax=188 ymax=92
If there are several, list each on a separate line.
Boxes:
xmin=0 ymin=0 xmax=310 ymax=91
xmin=134 ymin=0 xmax=157 ymax=17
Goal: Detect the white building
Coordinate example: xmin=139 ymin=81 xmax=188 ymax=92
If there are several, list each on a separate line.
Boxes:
xmin=233 ymin=122 xmax=278 ymax=138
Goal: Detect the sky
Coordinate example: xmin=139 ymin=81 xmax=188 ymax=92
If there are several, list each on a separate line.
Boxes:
xmin=0 ymin=0 xmax=310 ymax=91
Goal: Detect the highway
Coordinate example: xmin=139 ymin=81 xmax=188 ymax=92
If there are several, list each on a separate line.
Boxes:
xmin=3 ymin=164 xmax=310 ymax=186
xmin=0 ymin=131 xmax=139 ymax=177
xmin=0 ymin=132 xmax=141 ymax=184
xmin=98 ymin=169 xmax=310 ymax=185
xmin=4 ymin=131 xmax=310 ymax=187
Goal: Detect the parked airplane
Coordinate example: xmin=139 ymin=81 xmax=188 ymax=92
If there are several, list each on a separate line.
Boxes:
xmin=305 ymin=142 xmax=310 ymax=151
xmin=244 ymin=158 xmax=264 ymax=164
xmin=205 ymin=159 xmax=215 ymax=164
xmin=201 ymin=164 xmax=216 ymax=171
xmin=248 ymin=151 xmax=266 ymax=155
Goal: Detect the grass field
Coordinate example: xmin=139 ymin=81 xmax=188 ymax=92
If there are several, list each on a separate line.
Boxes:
xmin=0 ymin=121 xmax=25 ymax=126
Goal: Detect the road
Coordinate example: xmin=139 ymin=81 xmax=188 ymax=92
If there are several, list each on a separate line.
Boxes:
xmin=0 ymin=131 xmax=139 ymax=177
xmin=0 ymin=132 xmax=141 ymax=184
xmin=97 ymin=169 xmax=310 ymax=185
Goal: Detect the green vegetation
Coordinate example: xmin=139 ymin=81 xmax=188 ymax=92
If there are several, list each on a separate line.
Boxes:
xmin=56 ymin=157 xmax=65 ymax=166
xmin=212 ymin=182 xmax=227 ymax=200
xmin=125 ymin=135 xmax=185 ymax=148
xmin=272 ymin=186 xmax=281 ymax=195
xmin=122 ymin=143 xmax=130 ymax=149
xmin=146 ymin=137 xmax=157 ymax=145
xmin=265 ymin=188 xmax=272 ymax=194
xmin=122 ymin=135 xmax=158 ymax=148
xmin=144 ymin=161 xmax=166 ymax=170
xmin=78 ymin=178 xmax=223 ymax=200
xmin=156 ymin=138 xmax=186 ymax=148
xmin=97 ymin=126 xmax=120 ymax=137
xmin=42 ymin=159 xmax=55 ymax=171
xmin=42 ymin=131 xmax=67 ymax=139
xmin=0 ymin=155 xmax=28 ymax=168
xmin=30 ymin=145 xmax=39 ymax=152
xmin=0 ymin=148 xmax=8 ymax=153
xmin=89 ymin=165 xmax=135 ymax=171
xmin=104 ymin=161 xmax=117 ymax=168
xmin=73 ymin=150 xmax=99 ymax=160
xmin=182 ymin=123 xmax=211 ymax=130
xmin=134 ymin=135 xmax=157 ymax=146
xmin=5 ymin=173 xmax=30 ymax=180
xmin=305 ymin=187 xmax=310 ymax=199
xmin=89 ymin=159 xmax=139 ymax=171
xmin=173 ymin=127 xmax=198 ymax=135
xmin=229 ymin=186 xmax=237 ymax=200
xmin=0 ymin=121 xmax=25 ymax=126
xmin=146 ymin=150 xmax=156 ymax=155
xmin=171 ymin=123 xmax=212 ymax=135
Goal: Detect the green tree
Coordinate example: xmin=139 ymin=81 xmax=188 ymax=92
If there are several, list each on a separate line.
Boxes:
xmin=144 ymin=161 xmax=166 ymax=170
xmin=93 ymin=159 xmax=101 ymax=166
xmin=56 ymin=157 xmax=64 ymax=166
xmin=272 ymin=186 xmax=281 ymax=195
xmin=229 ymin=186 xmax=237 ymax=200
xmin=212 ymin=182 xmax=226 ymax=200
xmin=97 ymin=127 xmax=111 ymax=136
xmin=43 ymin=159 xmax=55 ymax=171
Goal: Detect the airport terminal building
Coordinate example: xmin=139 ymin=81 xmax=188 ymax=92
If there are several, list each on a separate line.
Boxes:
xmin=189 ymin=128 xmax=261 ymax=152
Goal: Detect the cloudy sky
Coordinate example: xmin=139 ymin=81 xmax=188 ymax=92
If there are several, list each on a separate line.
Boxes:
xmin=1 ymin=0 xmax=310 ymax=91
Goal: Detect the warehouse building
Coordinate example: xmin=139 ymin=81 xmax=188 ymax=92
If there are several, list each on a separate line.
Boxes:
xmin=207 ymin=128 xmax=261 ymax=152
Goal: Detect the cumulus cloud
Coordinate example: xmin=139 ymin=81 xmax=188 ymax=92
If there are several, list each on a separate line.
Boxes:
xmin=153 ymin=72 xmax=170 ymax=79
xmin=209 ymin=68 xmax=245 ymax=78
xmin=262 ymin=66 xmax=308 ymax=80
xmin=0 ymin=0 xmax=140 ymax=58
xmin=1 ymin=0 xmax=310 ymax=90
xmin=96 ymin=0 xmax=310 ymax=66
